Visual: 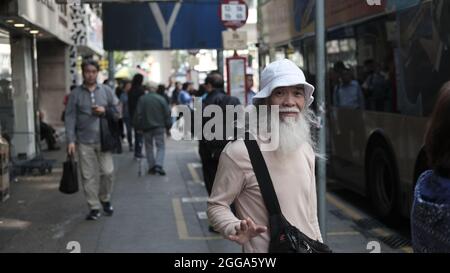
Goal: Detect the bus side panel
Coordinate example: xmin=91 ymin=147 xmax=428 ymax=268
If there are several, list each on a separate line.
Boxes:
xmin=329 ymin=107 xmax=367 ymax=195
xmin=363 ymin=112 xmax=427 ymax=217
xmin=330 ymin=108 xmax=427 ymax=217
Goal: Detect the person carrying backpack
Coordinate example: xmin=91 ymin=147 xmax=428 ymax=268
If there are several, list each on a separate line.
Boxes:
xmin=199 ymin=71 xmax=241 ymax=197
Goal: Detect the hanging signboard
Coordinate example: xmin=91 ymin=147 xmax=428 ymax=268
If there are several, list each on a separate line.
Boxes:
xmin=222 ymin=30 xmax=247 ymax=50
xmin=226 ymin=55 xmax=247 ymax=104
xmin=103 ymin=1 xmax=225 ymax=50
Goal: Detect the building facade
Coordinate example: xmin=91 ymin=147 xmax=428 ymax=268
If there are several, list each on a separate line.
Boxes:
xmin=0 ymin=0 xmax=104 ymax=160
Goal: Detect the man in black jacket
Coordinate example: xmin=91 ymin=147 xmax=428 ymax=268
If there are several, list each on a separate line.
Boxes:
xmin=200 ymin=71 xmax=241 ymax=197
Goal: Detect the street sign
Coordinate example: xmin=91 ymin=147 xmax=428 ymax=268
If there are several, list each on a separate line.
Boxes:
xmin=103 ymin=1 xmax=226 ymax=50
xmin=222 ymin=30 xmax=247 ymax=50
xmin=219 ymin=0 xmax=248 ymax=30
xmin=226 ymin=55 xmax=247 ymax=104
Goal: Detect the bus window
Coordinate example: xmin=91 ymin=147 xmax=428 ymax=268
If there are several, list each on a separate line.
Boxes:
xmin=356 ymin=18 xmax=395 ymax=113
xmin=326 ymin=37 xmax=358 ymax=108
xmin=396 ymin=0 xmax=450 ymax=116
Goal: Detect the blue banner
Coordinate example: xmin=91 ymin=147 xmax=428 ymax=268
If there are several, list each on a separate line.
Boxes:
xmin=103 ymin=1 xmax=226 ymax=50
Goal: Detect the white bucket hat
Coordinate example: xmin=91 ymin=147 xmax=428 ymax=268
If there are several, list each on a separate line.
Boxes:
xmin=253 ymin=59 xmax=315 ymax=106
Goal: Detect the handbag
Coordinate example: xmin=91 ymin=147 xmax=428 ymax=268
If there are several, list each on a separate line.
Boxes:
xmin=244 ymin=138 xmax=332 ymax=253
xmin=59 ymin=155 xmax=79 ymax=194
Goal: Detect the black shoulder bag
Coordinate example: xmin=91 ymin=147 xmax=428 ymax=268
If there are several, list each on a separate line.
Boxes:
xmin=244 ymin=138 xmax=332 ymax=253
xmin=100 ymin=85 xmax=122 ymax=154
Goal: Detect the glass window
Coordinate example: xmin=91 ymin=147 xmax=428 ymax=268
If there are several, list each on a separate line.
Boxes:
xmin=59 ymin=4 xmax=67 ymax=16
xmin=303 ymin=38 xmax=316 ymax=76
xmin=356 ymin=18 xmax=395 ymax=113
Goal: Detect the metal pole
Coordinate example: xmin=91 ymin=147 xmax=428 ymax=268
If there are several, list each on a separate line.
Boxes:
xmin=217 ymin=49 xmax=224 ymax=76
xmin=31 ymin=35 xmax=41 ymax=158
xmin=107 ymin=51 xmax=115 ymax=89
xmin=315 ymin=0 xmax=327 ymax=243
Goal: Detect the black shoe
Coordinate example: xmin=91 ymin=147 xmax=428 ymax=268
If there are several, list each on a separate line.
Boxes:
xmin=154 ymin=165 xmax=166 ymax=176
xmin=148 ymin=166 xmax=157 ymax=175
xmin=101 ymin=202 xmax=114 ymax=216
xmin=86 ymin=209 xmax=101 ymax=220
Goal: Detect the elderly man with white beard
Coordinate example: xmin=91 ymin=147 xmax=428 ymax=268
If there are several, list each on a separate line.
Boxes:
xmin=207 ymin=59 xmax=323 ymax=253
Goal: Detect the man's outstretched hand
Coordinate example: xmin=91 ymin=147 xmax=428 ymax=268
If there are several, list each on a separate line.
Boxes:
xmin=228 ymin=217 xmax=267 ymax=245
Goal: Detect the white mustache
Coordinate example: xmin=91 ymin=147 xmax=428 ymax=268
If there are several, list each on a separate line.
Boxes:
xmin=279 ymin=107 xmax=300 ymax=113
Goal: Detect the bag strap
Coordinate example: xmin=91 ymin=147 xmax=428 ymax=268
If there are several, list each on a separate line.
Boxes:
xmin=244 ymin=134 xmax=282 ymax=217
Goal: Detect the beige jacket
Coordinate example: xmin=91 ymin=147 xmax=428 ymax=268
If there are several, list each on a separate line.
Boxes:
xmin=207 ymin=140 xmax=323 ymax=253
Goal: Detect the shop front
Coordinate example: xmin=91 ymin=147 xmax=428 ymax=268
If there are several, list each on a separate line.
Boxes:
xmin=0 ymin=0 xmax=72 ymax=158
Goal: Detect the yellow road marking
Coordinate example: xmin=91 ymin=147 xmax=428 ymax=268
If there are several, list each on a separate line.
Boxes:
xmin=172 ymin=198 xmax=222 ymax=240
xmin=371 ymin=228 xmax=392 ymax=238
xmin=326 ymin=193 xmax=412 ymax=253
xmin=187 ymin=163 xmax=203 ymax=185
xmin=400 ymin=246 xmax=414 ymax=253
xmin=326 ymin=193 xmax=365 ymax=221
xmin=172 ymin=198 xmax=190 ymax=240
xmin=327 ymin=231 xmax=361 ymax=236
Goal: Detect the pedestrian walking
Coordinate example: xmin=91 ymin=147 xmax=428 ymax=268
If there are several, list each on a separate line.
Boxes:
xmin=178 ymin=82 xmax=194 ymax=109
xmin=170 ymin=81 xmax=182 ymax=107
xmin=65 ymin=60 xmax=120 ymax=220
xmin=119 ymin=80 xmax=133 ymax=151
xmin=134 ymin=85 xmax=172 ymax=176
xmin=157 ymin=84 xmax=170 ymax=105
xmin=246 ymin=68 xmax=257 ymax=106
xmin=128 ymin=74 xmax=145 ymax=159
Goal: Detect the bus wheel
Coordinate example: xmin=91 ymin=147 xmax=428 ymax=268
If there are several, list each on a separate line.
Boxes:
xmin=368 ymin=146 xmax=397 ymax=219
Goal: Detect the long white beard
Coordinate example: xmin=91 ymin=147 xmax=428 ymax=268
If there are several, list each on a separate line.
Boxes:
xmin=275 ymin=112 xmax=312 ymax=156
xmin=245 ymin=106 xmax=315 ymax=156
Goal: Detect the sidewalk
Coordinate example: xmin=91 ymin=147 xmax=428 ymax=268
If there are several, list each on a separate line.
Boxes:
xmin=0 ymin=138 xmax=410 ymax=253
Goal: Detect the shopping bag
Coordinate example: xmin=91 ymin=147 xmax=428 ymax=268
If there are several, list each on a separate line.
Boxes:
xmin=59 ymin=155 xmax=79 ymax=194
